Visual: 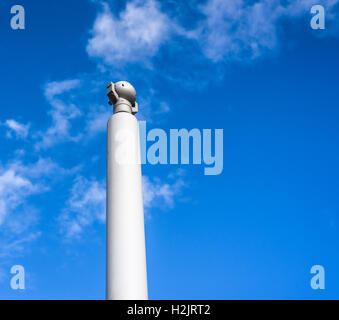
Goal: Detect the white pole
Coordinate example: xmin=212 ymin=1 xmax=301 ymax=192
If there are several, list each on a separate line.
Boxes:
xmin=106 ymin=81 xmax=148 ymax=300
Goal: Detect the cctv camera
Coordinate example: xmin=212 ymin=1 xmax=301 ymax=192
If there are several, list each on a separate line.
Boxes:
xmin=107 ymin=81 xmax=138 ymax=115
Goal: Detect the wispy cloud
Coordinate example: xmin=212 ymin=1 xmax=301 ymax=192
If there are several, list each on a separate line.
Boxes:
xmin=85 ymin=105 xmax=112 ymax=136
xmin=0 ymin=157 xmax=70 ymax=226
xmin=86 ymin=0 xmax=339 ymax=77
xmin=197 ymin=0 xmax=339 ymax=62
xmin=59 ymin=176 xmax=106 ymax=239
xmin=143 ymin=173 xmax=186 ymax=215
xmin=9 ymin=157 xmax=75 ymax=179
xmin=197 ymin=0 xmax=282 ymax=62
xmin=35 ymin=79 xmax=82 ymax=149
xmin=0 ymin=156 xmax=73 ymax=260
xmin=3 ymin=119 xmax=30 ymax=139
xmin=34 ymin=76 xmax=117 ymax=147
xmin=0 ymin=166 xmax=39 ymax=226
xmin=60 ymin=172 xmax=186 ymax=239
xmin=0 ymin=232 xmax=41 ymax=259
xmin=137 ymin=87 xmax=172 ymax=121
xmin=44 ymin=79 xmax=82 ymax=101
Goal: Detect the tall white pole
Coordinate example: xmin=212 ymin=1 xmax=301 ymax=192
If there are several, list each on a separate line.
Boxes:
xmin=106 ymin=81 xmax=148 ymax=300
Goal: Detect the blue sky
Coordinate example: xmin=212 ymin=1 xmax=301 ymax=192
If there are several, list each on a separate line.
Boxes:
xmin=0 ymin=0 xmax=339 ymax=299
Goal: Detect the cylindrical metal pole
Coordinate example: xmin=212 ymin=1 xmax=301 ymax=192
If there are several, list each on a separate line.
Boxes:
xmin=106 ymin=82 xmax=148 ymax=300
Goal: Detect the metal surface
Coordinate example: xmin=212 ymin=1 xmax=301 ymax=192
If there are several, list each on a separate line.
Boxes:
xmin=107 ymin=81 xmax=138 ymax=115
xmin=106 ymin=82 xmax=148 ymax=300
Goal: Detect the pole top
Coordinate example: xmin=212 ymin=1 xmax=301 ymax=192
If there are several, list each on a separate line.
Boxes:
xmin=107 ymin=81 xmax=138 ymax=115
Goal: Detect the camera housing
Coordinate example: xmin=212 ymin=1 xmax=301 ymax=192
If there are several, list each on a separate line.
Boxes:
xmin=107 ymin=81 xmax=138 ymax=115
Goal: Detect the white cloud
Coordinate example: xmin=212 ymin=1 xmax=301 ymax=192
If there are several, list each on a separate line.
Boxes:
xmin=35 ymin=77 xmax=115 ymax=147
xmin=0 ymin=232 xmax=41 ymax=259
xmin=59 ymin=176 xmax=106 ymax=239
xmin=142 ymin=175 xmax=185 ymax=213
xmin=137 ymin=89 xmax=171 ymax=121
xmin=4 ymin=206 xmax=39 ymax=235
xmin=197 ymin=0 xmax=282 ymax=62
xmin=0 ymin=168 xmax=37 ymax=226
xmin=3 ymin=119 xmax=30 ymax=139
xmin=0 ymin=153 xmax=80 ymax=261
xmin=10 ymin=157 xmax=71 ymax=179
xmin=87 ymin=0 xmax=172 ymax=66
xmin=0 ymin=156 xmax=79 ymax=259
xmin=0 ymin=158 xmax=66 ymax=226
xmin=44 ymin=79 xmax=81 ymax=101
xmin=197 ymin=0 xmax=339 ymax=62
xmin=85 ymin=105 xmax=112 ymax=136
xmin=35 ymin=79 xmax=82 ymax=149
xmin=60 ymin=172 xmax=185 ymax=239
xmin=87 ymin=0 xmax=339 ymax=68
xmin=287 ymin=0 xmax=338 ymax=16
